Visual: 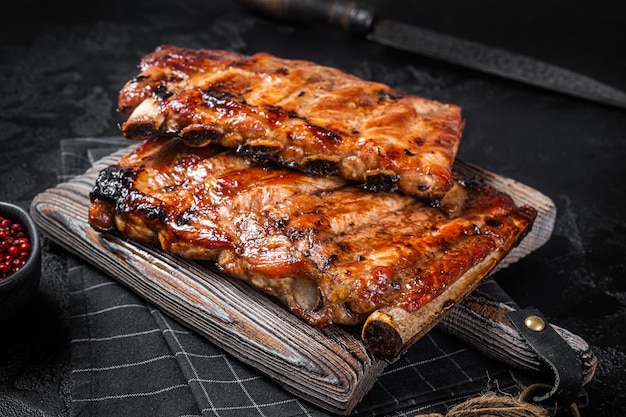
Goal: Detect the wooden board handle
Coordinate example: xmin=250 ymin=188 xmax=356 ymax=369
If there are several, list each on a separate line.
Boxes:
xmin=440 ymin=291 xmax=597 ymax=387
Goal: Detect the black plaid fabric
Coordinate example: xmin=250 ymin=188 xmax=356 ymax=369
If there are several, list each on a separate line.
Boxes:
xmin=63 ymin=137 xmax=520 ymax=417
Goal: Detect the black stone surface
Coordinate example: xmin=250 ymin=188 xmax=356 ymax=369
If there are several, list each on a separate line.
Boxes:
xmin=1 ymin=0 xmax=624 ymax=415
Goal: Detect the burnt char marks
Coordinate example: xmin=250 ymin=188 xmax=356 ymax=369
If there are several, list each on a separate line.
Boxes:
xmin=307 ymin=124 xmax=343 ymax=146
xmin=237 ymin=144 xmax=280 ymax=161
xmin=153 ymin=82 xmax=173 ymax=100
xmin=376 ymin=89 xmax=404 ymax=103
xmin=263 ymin=104 xmax=300 ymax=125
xmin=90 ymin=165 xmax=136 ymax=204
xmin=177 ymin=209 xmax=195 ymax=226
xmin=363 ymin=172 xmax=400 ymax=193
xmin=125 ymin=191 xmax=167 ymax=221
xmin=181 ymin=128 xmax=221 ymax=146
xmin=302 ymin=158 xmax=340 ymax=176
xmin=238 ymin=144 xmax=340 ymax=177
xmin=122 ymin=121 xmax=164 ymax=140
xmin=89 ymin=165 xmax=165 ymax=221
xmin=202 ymin=86 xmax=244 ymax=111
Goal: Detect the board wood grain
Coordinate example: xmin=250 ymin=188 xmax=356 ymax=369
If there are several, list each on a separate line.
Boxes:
xmin=30 ymin=146 xmax=555 ymax=414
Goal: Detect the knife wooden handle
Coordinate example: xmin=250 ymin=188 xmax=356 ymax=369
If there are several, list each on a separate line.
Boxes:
xmin=239 ymin=0 xmax=376 ymax=35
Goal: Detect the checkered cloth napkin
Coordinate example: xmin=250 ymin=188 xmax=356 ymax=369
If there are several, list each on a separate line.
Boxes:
xmin=62 ymin=137 xmax=520 ymax=417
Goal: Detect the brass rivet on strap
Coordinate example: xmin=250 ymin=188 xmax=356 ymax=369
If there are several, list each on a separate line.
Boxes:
xmin=524 ymin=315 xmax=546 ymax=331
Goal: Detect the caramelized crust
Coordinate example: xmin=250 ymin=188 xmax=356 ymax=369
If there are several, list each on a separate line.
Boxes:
xmin=118 ymin=45 xmax=464 ymax=203
xmin=89 ymin=139 xmax=536 ymax=328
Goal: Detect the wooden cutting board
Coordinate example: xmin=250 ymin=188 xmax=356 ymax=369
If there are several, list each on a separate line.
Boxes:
xmin=30 ymin=146 xmax=555 ymax=414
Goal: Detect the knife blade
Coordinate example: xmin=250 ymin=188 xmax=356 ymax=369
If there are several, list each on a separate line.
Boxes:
xmin=240 ymin=0 xmax=626 ymax=110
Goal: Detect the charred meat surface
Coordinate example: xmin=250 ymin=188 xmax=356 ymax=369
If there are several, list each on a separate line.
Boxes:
xmin=118 ymin=45 xmax=465 ymax=203
xmin=89 ymin=139 xmax=537 ymax=328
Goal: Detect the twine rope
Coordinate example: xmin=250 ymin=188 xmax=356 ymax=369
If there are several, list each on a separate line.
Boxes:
xmin=416 ymin=393 xmax=549 ymax=417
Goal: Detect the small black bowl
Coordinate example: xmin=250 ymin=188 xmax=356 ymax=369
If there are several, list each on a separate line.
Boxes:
xmin=0 ymin=201 xmax=41 ymax=323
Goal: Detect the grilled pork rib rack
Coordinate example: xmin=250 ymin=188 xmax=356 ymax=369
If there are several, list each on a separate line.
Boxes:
xmin=118 ymin=45 xmax=464 ymax=203
xmin=89 ymin=139 xmax=536 ymax=355
xmin=92 ymin=46 xmax=538 ymax=356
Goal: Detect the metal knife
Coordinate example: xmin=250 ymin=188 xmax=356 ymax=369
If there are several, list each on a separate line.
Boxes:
xmin=240 ymin=0 xmax=626 ymax=110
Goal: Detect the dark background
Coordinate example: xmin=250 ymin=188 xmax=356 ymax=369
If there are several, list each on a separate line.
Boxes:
xmin=1 ymin=0 xmax=625 ymax=415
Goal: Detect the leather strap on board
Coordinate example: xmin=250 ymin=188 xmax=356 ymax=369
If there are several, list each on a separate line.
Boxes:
xmin=507 ymin=308 xmax=583 ymax=407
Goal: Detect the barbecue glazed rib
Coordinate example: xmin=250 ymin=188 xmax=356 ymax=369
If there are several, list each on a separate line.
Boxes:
xmin=118 ymin=45 xmax=464 ymax=203
xmin=88 ymin=138 xmax=536 ymax=329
